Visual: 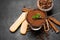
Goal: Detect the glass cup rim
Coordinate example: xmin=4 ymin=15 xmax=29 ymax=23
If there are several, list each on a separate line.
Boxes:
xmin=29 ymin=24 xmax=43 ymax=31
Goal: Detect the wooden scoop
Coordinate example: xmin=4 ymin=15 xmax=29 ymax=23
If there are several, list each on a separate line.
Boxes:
xmin=9 ymin=12 xmax=28 ymax=32
xmin=20 ymin=20 xmax=28 ymax=34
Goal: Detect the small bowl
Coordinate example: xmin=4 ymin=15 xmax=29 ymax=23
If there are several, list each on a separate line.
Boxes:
xmin=37 ymin=0 xmax=54 ymax=11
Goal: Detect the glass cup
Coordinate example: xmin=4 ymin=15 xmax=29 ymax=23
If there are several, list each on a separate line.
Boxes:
xmin=29 ymin=25 xmax=42 ymax=31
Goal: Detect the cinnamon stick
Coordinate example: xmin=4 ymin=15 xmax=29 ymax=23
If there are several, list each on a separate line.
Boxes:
xmin=49 ymin=16 xmax=60 ymax=26
xmin=48 ymin=19 xmax=60 ymax=33
xmin=22 ymin=8 xmax=32 ymax=12
xmin=44 ymin=19 xmax=50 ymax=32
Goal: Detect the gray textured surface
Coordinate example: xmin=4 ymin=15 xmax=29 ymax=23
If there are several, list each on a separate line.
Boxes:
xmin=0 ymin=0 xmax=60 ymax=40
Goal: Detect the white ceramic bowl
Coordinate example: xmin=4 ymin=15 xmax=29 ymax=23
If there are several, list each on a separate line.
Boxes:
xmin=37 ymin=0 xmax=54 ymax=11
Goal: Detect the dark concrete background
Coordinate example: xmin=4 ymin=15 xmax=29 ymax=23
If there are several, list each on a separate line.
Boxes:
xmin=0 ymin=0 xmax=60 ymax=40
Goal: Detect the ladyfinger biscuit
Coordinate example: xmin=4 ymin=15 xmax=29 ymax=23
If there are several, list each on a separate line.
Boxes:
xmin=20 ymin=20 xmax=28 ymax=34
xmin=9 ymin=12 xmax=28 ymax=32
